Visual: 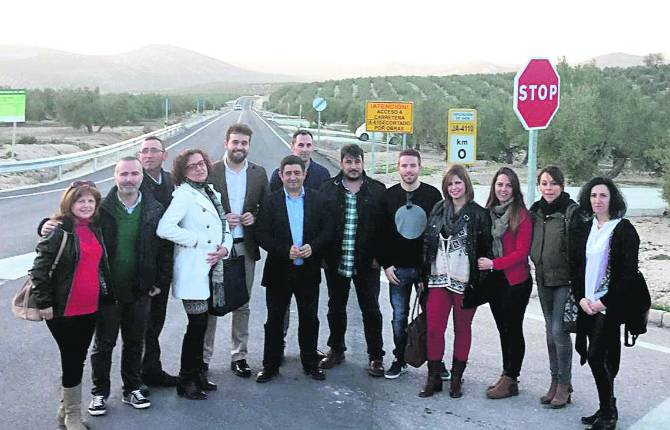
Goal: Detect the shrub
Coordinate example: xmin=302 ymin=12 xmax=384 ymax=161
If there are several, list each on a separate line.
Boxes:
xmin=17 ymin=136 xmax=38 ymax=145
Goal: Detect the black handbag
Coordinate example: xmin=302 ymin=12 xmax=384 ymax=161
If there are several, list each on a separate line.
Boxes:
xmin=404 ymin=294 xmax=427 ymax=368
xmin=462 ymin=270 xmax=496 ymax=309
xmin=562 ymin=290 xmax=579 ymax=333
xmin=624 ymin=270 xmax=651 ymax=347
xmin=208 ymin=246 xmax=248 ymax=317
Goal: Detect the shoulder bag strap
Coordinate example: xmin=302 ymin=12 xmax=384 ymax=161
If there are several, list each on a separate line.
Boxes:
xmin=48 ymin=232 xmax=68 ymax=278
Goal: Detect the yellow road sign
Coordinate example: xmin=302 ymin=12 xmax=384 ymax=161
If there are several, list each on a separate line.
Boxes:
xmin=365 ymin=101 xmax=413 ymax=134
xmin=447 ymin=108 xmax=477 ymax=164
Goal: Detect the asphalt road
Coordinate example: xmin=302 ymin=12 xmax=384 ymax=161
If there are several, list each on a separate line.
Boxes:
xmin=0 ymin=99 xmax=668 ymax=429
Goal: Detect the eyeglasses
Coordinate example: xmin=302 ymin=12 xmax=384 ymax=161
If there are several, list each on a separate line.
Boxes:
xmin=139 ymin=147 xmax=164 ymax=154
xmin=186 ymin=160 xmax=207 ymax=171
xmin=70 ymin=180 xmax=97 ymax=188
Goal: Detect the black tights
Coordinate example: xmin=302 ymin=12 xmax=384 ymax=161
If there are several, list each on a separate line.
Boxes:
xmin=488 ymin=275 xmax=532 ymax=379
xmin=586 ymin=313 xmax=621 ymax=412
xmin=180 ymin=312 xmax=209 ymax=374
xmin=46 ymin=313 xmax=97 ymax=388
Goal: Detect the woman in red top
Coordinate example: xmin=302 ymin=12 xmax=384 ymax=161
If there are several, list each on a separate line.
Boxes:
xmin=29 ymin=181 xmax=111 ymax=430
xmin=477 ymin=167 xmax=533 ymax=399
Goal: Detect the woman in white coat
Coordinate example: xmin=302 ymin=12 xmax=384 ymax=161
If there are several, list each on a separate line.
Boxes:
xmin=157 ymin=149 xmax=232 ymax=400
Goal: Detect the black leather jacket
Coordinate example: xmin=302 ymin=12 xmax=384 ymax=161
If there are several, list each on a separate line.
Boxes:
xmin=421 ymin=200 xmax=493 ymax=306
xmin=29 ymin=217 xmax=113 ymax=317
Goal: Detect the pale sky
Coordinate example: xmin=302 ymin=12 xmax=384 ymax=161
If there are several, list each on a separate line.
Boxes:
xmin=2 ymin=0 xmax=668 ymax=77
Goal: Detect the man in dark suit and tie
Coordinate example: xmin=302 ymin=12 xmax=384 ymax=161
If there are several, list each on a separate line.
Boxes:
xmin=255 ymin=155 xmax=333 ymax=382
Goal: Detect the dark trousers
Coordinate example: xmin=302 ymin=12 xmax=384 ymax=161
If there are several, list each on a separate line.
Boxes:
xmin=325 ymin=267 xmax=384 ymax=360
xmin=388 ymin=267 xmax=420 ymax=363
xmin=47 ymin=313 xmax=97 ymax=388
xmin=90 ymin=296 xmax=150 ymax=397
xmin=586 ymin=313 xmax=621 ymax=410
xmin=488 ymin=274 xmax=532 ymax=379
xmin=263 ymin=266 xmax=320 ymax=371
xmin=142 ymin=286 xmax=170 ymax=376
xmin=181 ymin=311 xmax=208 ymax=374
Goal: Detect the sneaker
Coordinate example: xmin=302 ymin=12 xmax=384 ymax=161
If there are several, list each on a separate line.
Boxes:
xmin=88 ymin=395 xmax=107 ymax=416
xmin=384 ymin=360 xmax=408 ymax=379
xmin=440 ymin=361 xmax=451 ymax=381
xmin=122 ymin=389 xmax=151 ymax=409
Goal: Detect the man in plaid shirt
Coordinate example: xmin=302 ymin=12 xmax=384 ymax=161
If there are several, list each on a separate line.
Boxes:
xmin=318 ymin=144 xmax=387 ymax=377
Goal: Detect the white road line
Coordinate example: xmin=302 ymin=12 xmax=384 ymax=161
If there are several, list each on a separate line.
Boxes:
xmin=0 ymin=112 xmax=230 ymax=201
xmin=252 ymin=109 xmax=291 ymax=149
xmin=0 ymin=252 xmax=36 ymax=280
xmin=629 ymin=396 xmax=670 ymax=429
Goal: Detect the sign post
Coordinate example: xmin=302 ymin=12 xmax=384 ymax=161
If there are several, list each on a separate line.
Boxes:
xmin=365 ymin=101 xmax=413 ymax=176
xmin=513 ymin=58 xmax=561 ymax=202
xmin=312 ymin=97 xmax=327 ymax=146
xmin=447 ymin=109 xmax=477 ymax=164
xmin=0 ymin=89 xmax=26 ymax=159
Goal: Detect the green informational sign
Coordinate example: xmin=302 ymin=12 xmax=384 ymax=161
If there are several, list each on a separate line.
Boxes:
xmin=0 ymin=89 xmax=26 ymax=123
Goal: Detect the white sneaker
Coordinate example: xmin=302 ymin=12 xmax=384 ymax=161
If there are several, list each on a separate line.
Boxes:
xmin=122 ymin=389 xmax=151 ymax=409
xmin=88 ymin=395 xmax=107 ymax=416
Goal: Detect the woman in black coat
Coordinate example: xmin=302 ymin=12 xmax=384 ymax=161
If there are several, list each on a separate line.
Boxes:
xmin=29 ymin=181 xmax=112 ymax=430
xmin=569 ymin=177 xmax=639 ymax=430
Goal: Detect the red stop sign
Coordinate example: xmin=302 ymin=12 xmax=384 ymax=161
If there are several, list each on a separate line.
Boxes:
xmin=513 ymin=58 xmax=561 ymax=130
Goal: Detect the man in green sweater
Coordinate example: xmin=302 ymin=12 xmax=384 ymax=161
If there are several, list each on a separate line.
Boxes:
xmin=87 ymin=157 xmax=172 ymax=416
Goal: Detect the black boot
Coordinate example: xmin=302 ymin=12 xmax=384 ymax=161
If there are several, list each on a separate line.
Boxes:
xmin=196 ymin=362 xmax=217 ymax=391
xmin=176 ymin=371 xmax=207 ymax=400
xmin=590 ymin=403 xmax=617 ymax=430
xmin=418 ymin=360 xmax=443 ymax=397
xmin=582 ymin=397 xmax=617 ymax=425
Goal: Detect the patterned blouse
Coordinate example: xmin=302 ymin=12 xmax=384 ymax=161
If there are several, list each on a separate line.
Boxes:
xmin=427 ymin=225 xmax=469 ymax=294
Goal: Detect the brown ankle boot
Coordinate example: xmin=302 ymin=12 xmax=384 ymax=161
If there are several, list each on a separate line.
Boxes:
xmin=449 ymin=359 xmax=467 ymax=398
xmin=486 ymin=375 xmax=519 ymax=399
xmin=418 ymin=360 xmax=443 ymax=397
xmin=487 ymin=373 xmax=505 ymax=390
xmin=540 ymin=379 xmax=558 ymax=404
xmin=549 ymin=383 xmax=572 ymax=409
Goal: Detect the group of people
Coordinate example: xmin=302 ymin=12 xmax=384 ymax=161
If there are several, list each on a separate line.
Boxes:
xmin=29 ymin=122 xmax=640 ymax=430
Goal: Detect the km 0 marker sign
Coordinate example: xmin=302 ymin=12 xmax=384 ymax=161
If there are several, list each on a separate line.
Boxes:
xmin=513 ymin=58 xmax=560 ymax=130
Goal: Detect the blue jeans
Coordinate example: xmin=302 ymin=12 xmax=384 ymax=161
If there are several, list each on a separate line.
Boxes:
xmin=388 ymin=267 xmax=420 ymax=363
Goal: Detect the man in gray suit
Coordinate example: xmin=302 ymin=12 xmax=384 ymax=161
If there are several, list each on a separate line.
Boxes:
xmin=206 ymin=123 xmax=270 ymax=378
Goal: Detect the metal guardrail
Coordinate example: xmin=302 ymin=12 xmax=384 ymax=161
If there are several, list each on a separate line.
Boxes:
xmin=0 ymin=113 xmax=218 ymax=179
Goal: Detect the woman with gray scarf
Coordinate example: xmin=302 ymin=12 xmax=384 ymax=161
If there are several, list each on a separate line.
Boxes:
xmin=157 ymin=149 xmax=232 ymax=400
xmin=477 ymin=167 xmax=533 ymax=400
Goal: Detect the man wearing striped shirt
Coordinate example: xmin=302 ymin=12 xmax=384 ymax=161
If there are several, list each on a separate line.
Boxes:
xmin=318 ymin=144 xmax=387 ymax=377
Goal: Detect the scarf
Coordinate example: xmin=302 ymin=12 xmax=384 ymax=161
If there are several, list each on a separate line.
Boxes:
xmin=185 ymin=179 xmax=227 ymax=305
xmin=442 ymin=200 xmax=470 ymax=237
xmin=539 ymin=191 xmax=571 ymax=215
xmin=490 ymin=199 xmax=514 ymax=258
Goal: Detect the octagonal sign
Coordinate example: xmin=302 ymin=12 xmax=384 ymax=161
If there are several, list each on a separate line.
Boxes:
xmin=513 ymin=58 xmax=560 ymax=130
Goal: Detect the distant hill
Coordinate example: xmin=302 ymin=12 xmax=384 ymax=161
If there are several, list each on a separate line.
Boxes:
xmin=578 ymin=52 xmax=669 ymax=68
xmin=0 ymin=44 xmax=297 ymax=92
xmin=579 ymin=52 xmax=646 ymax=68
